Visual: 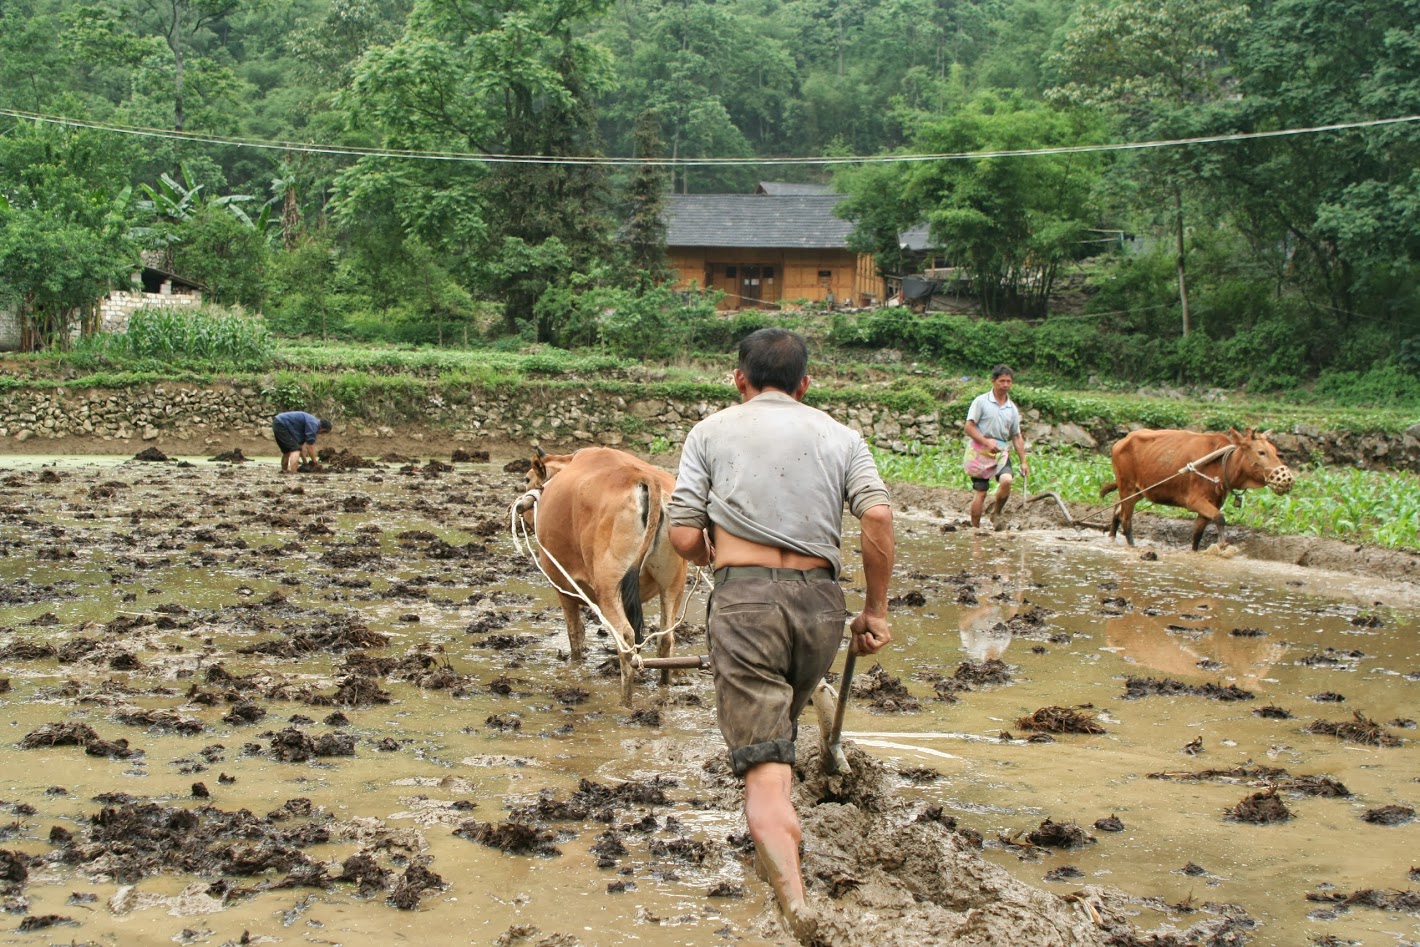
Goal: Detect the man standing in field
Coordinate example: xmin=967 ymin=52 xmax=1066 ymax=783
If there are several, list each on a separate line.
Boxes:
xmin=669 ymin=328 xmax=895 ymax=940
xmin=965 ymin=364 xmax=1029 ymax=530
xmin=271 ymin=411 xmax=331 ymax=474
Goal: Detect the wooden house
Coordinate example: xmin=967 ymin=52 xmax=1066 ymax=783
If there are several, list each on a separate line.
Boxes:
xmin=663 ymin=193 xmax=883 ymax=310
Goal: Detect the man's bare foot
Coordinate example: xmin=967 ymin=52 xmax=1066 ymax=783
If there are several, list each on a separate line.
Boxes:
xmin=783 ymin=898 xmax=819 ymax=944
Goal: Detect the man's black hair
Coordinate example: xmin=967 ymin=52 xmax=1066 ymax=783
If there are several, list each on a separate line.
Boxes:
xmin=738 ymin=328 xmax=808 ymax=393
xmin=990 ymin=364 xmax=1015 ymax=380
xmin=318 ymin=418 xmax=332 ymax=433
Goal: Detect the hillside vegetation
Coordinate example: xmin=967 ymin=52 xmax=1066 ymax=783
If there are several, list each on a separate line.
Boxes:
xmin=0 ymin=0 xmax=1415 ymax=402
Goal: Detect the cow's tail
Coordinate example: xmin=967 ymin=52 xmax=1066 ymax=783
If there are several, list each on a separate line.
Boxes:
xmin=1100 ymin=480 xmax=1118 ymax=498
xmin=618 ymin=480 xmax=659 ymax=646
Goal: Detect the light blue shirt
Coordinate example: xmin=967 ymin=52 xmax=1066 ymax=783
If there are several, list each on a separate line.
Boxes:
xmin=966 ymin=391 xmax=1020 ymax=445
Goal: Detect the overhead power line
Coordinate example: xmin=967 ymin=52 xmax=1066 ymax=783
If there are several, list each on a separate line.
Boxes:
xmin=1 ymin=107 xmax=1416 ymax=166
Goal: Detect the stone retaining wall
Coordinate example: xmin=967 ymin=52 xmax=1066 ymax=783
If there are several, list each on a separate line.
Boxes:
xmin=1 ymin=382 xmax=1417 ymax=472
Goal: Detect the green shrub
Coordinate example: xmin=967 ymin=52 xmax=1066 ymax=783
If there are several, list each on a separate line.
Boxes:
xmin=1032 ymin=317 xmax=1106 ymax=380
xmin=1311 ymin=363 xmax=1420 ymax=407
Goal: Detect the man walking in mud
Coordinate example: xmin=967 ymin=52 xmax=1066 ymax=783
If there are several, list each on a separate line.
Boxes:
xmin=965 ymin=364 xmax=1029 ymax=530
xmin=272 ymin=411 xmax=331 ymax=474
xmin=669 ymin=328 xmax=895 ymax=940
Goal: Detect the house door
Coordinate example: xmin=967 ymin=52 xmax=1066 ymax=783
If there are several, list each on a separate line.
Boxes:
xmin=738 ymin=265 xmax=774 ymax=307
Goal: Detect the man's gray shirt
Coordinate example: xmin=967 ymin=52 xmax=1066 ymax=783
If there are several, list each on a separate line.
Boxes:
xmin=669 ymin=391 xmax=890 ymax=578
xmin=966 ymin=392 xmax=1021 ymax=444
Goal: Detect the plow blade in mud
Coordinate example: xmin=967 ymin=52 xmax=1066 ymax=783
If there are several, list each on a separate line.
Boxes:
xmin=1027 ymin=491 xmax=1078 ymax=528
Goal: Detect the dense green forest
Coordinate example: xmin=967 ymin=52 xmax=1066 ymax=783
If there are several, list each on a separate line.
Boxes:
xmin=0 ymin=0 xmax=1417 ymax=400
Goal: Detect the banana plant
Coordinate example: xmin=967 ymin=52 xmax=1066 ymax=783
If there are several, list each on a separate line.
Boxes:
xmin=136 ymin=162 xmax=257 ymax=226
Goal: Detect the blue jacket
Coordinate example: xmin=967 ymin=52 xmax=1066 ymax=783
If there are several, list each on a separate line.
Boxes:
xmin=274 ymin=411 xmax=323 ymax=445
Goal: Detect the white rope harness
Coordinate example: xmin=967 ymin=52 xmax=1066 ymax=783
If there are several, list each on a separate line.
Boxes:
xmin=509 ymin=487 xmax=704 ymax=670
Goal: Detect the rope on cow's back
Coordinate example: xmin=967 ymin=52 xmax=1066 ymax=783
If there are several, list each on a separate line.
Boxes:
xmin=509 ymin=488 xmax=707 ymax=668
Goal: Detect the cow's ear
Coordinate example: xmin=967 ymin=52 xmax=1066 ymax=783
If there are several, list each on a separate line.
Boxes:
xmin=535 ymin=446 xmax=547 ymax=459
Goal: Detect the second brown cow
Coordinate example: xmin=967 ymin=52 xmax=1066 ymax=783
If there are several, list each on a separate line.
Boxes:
xmin=522 ymin=446 xmax=689 ymax=705
xmin=1101 ymin=428 xmax=1295 ymax=551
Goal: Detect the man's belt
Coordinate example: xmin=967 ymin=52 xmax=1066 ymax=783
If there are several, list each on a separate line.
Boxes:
xmin=712 ymin=565 xmax=834 ymax=586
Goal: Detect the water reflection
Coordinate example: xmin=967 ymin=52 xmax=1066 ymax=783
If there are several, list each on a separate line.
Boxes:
xmin=1102 ymin=576 xmax=1290 ymax=688
xmin=956 ymin=533 xmax=1030 ymax=662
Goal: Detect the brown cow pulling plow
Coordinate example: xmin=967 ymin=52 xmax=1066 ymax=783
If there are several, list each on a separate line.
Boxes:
xmin=1101 ymin=428 xmax=1295 ymax=551
xmin=512 ymin=446 xmax=697 ymax=706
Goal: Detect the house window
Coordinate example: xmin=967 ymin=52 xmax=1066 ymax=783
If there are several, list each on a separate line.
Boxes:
xmin=725 ymin=265 xmax=737 ymax=277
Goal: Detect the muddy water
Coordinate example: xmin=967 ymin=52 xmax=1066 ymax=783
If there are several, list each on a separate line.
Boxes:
xmin=0 ymin=454 xmax=1416 ymax=946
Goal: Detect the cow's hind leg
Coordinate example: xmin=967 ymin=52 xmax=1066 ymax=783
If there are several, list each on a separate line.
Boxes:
xmin=591 ymin=578 xmax=641 ymax=708
xmin=654 ymin=587 xmax=677 ymax=687
xmin=556 ymin=591 xmax=586 ymax=662
xmin=1119 ymin=496 xmax=1138 ymax=546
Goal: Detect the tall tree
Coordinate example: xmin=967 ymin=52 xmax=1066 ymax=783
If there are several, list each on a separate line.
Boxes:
xmin=342 ymin=0 xmax=615 ymax=333
xmin=0 ymin=121 xmax=139 ymax=349
xmin=1219 ymin=0 xmax=1420 ymax=347
xmin=622 ymin=109 xmax=672 ymax=285
xmin=1047 ymin=0 xmax=1251 ymax=336
xmin=844 ymin=92 xmax=1105 ymax=318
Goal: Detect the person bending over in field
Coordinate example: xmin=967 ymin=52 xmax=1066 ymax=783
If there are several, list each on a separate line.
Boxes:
xmin=272 ymin=411 xmax=331 ymax=474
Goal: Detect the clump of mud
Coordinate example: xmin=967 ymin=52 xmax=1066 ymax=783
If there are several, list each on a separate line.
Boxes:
xmin=317 ymin=448 xmax=382 ymax=470
xmin=209 ymin=448 xmax=249 ymax=463
xmin=454 ymin=820 xmax=560 ymax=856
xmin=450 ymin=448 xmax=491 ymax=463
xmin=268 ymin=728 xmax=357 ymax=762
xmin=1025 ymin=819 xmax=1095 ymax=849
xmin=1361 ymin=805 xmax=1414 ymax=826
xmin=1306 ymin=711 xmax=1403 ymax=746
xmin=53 ymin=798 xmax=329 ymax=884
xmin=953 ymin=658 xmax=1012 ymax=687
xmin=19 ymin=722 xmax=138 ymax=759
xmin=1148 ymin=765 xmax=1349 ymax=798
xmin=1227 ymin=788 xmax=1293 ymax=824
xmin=1308 ymin=888 xmax=1420 ymax=914
xmin=853 ymin=664 xmax=919 ymax=712
xmin=238 ymin=615 xmax=390 ymax=658
xmin=1122 ymin=677 xmax=1255 ymax=701
xmin=132 ymin=447 xmax=170 ymax=462
xmin=1017 ymin=706 xmax=1105 ymax=735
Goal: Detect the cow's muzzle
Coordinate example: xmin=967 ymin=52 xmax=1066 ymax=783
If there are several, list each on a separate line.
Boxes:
xmin=1265 ymin=465 xmax=1295 ymax=495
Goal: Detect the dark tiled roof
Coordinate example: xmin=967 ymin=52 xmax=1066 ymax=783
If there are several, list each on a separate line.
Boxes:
xmin=665 ymin=194 xmax=854 ymax=249
xmin=898 ymin=222 xmax=937 ymax=251
xmin=755 ymin=181 xmax=833 ymax=195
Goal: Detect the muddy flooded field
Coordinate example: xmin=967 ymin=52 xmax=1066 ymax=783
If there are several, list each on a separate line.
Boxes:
xmin=0 ymin=449 xmax=1416 ymax=947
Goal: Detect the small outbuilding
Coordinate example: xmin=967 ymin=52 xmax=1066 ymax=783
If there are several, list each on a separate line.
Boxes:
xmin=0 ymin=265 xmax=204 ymax=352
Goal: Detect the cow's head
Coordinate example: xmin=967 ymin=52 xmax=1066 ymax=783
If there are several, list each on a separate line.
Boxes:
xmin=1230 ymin=429 xmax=1295 ymax=495
xmin=525 ymin=446 xmax=575 ymax=491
